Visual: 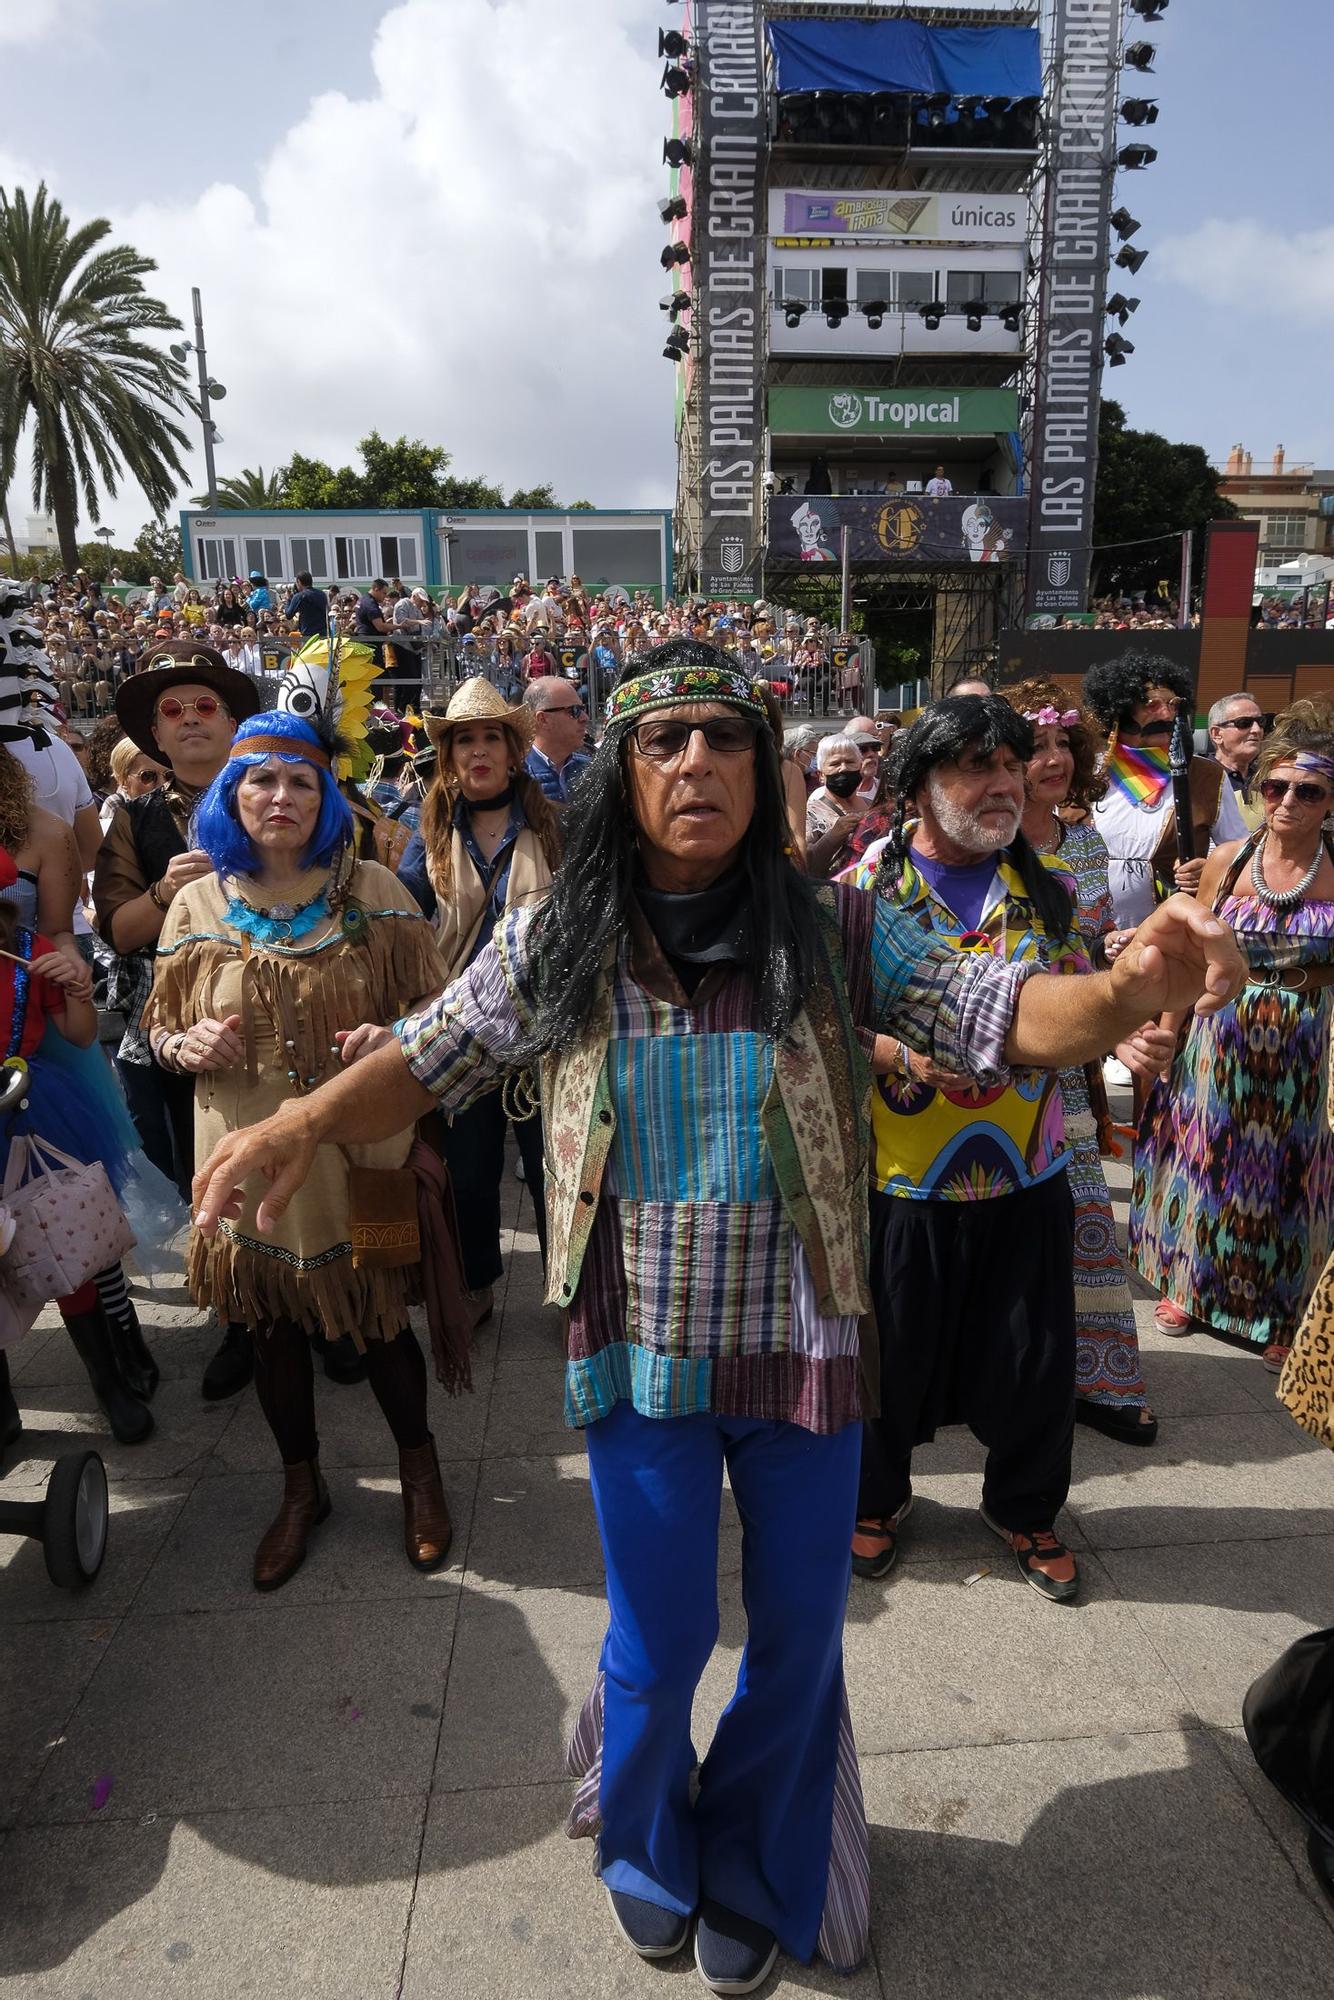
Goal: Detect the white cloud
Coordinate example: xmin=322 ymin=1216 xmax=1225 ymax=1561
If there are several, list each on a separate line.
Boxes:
xmin=7 ymin=0 xmax=677 ymax=545
xmin=1158 ymin=217 xmax=1334 ymax=319
xmin=0 ymin=0 xmax=101 ymax=49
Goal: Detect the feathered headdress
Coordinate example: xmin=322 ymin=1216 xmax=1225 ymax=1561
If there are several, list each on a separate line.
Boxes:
xmin=275 ymin=633 xmax=383 ymax=782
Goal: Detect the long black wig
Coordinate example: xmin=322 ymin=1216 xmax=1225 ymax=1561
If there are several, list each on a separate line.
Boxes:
xmin=520 ymin=639 xmax=828 ymax=1051
xmin=880 ymin=695 xmax=1074 ymax=945
xmin=1081 ymin=649 xmax=1194 ymax=735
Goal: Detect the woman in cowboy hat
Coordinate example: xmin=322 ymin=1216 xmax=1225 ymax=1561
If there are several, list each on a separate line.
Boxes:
xmin=397 ymin=678 xmax=562 ymax=1318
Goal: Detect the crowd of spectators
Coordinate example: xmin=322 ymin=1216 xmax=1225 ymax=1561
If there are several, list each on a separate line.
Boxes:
xmin=16 ymin=564 xmax=867 ymax=722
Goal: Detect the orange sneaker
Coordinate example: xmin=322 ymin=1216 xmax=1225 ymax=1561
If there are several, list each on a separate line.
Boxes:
xmin=851 ymin=1496 xmax=913 ymax=1580
xmin=980 ymin=1507 xmax=1079 ymax=1603
xmin=1263 ymin=1343 xmax=1291 ymax=1375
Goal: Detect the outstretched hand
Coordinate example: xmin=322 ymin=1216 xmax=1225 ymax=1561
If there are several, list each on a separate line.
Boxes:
xmin=192 ymin=1106 xmax=318 ymax=1240
xmin=1109 ymin=894 xmax=1245 ymax=1022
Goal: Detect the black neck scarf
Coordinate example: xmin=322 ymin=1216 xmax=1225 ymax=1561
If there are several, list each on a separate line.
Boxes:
xmin=636 ymin=861 xmax=752 ymax=993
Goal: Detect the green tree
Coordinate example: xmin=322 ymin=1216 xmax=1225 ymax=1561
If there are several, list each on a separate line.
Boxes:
xmin=1092 ymin=400 xmax=1237 ymax=599
xmin=133 ymin=516 xmax=183 ymax=577
xmin=0 ymin=182 xmax=193 ymax=572
xmin=508 ymin=483 xmax=557 ymax=510
xmin=196 ymin=464 xmax=284 ymax=509
xmin=277 ymin=433 xmax=505 ymax=512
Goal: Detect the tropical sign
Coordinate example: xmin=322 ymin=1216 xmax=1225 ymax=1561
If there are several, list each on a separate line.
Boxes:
xmin=768 ymin=386 xmax=1020 ymax=437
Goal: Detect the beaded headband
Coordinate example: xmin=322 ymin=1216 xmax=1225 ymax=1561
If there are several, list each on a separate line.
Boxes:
xmin=1293 ymin=751 xmax=1334 ymax=784
xmin=604 ymin=664 xmax=769 ymax=728
xmin=228 ymin=733 xmax=332 ymax=770
xmin=1023 ymin=706 xmax=1080 ymax=728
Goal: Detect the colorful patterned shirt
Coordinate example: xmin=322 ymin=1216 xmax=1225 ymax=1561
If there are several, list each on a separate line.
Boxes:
xmin=852 ymin=844 xmax=1085 ymax=1202
xmin=396 ymin=886 xmax=1032 ymax=1431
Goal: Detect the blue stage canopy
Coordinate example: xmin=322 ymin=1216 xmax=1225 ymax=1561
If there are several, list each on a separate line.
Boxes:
xmin=767 ymin=20 xmax=1042 ymax=99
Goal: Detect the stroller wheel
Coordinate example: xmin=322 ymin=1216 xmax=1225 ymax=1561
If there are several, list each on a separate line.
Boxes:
xmin=43 ymin=1451 xmax=108 ymax=1588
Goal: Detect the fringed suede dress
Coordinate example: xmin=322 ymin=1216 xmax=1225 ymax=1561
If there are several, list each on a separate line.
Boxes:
xmin=145 ymin=860 xmax=446 ymax=1348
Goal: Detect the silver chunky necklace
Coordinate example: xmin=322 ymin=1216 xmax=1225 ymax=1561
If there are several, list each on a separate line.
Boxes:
xmin=1251 ymin=829 xmax=1322 ymax=910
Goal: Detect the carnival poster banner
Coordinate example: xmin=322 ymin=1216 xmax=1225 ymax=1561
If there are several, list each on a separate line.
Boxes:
xmin=693 ymin=0 xmax=768 ymax=598
xmin=768 ymin=493 xmax=1027 ymax=567
xmin=771 ymin=188 xmax=1028 ymax=245
xmin=1024 ymin=0 xmax=1124 ymax=618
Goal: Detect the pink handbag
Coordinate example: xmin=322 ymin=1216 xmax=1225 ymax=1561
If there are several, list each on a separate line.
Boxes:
xmin=1 ymin=1136 xmax=136 ymax=1311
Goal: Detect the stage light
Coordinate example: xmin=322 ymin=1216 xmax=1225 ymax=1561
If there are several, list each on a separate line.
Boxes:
xmin=658 ymin=28 xmax=689 ymax=58
xmin=661 ymin=64 xmax=690 ymax=98
xmin=1124 ymin=41 xmax=1157 ymax=71
xmin=824 ymin=300 xmax=849 ymax=330
xmin=965 ymin=299 xmax=987 ymax=332
xmin=1117 ymin=144 xmax=1158 ymax=169
xmin=658 ymin=195 xmax=687 ymax=224
xmin=662 ymin=326 xmax=690 ymax=361
xmin=1121 ymin=98 xmax=1159 ymax=125
xmin=999 ymin=304 xmax=1022 ymax=334
xmin=1105 ymin=292 xmax=1140 ymax=324
xmin=1110 ymin=206 xmax=1142 ymax=239
xmin=1116 ymin=243 xmax=1150 ymax=274
xmin=1104 ymin=333 xmax=1135 ymax=367
xmin=914 ymin=91 xmax=952 ymax=132
xmin=919 ymin=300 xmax=945 ymax=331
xmin=663 ymin=137 xmax=692 ymax=168
xmin=1130 ymin=0 xmax=1169 ymax=18
xmin=869 ymin=91 xmax=908 ymax=142
xmin=861 ymin=298 xmax=888 ymax=330
xmin=659 ymin=292 xmax=691 ymax=317
xmin=660 ymin=241 xmax=690 ymax=269
xmin=784 ymin=303 xmax=807 ymax=330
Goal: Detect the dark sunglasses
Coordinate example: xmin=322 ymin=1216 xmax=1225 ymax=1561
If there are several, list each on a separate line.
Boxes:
xmin=1220 ymin=717 xmax=1264 ymax=732
xmin=630 ymin=716 xmax=760 ymax=761
xmin=1259 ymin=779 xmax=1331 ymax=807
xmin=538 ymin=702 xmax=587 ymax=718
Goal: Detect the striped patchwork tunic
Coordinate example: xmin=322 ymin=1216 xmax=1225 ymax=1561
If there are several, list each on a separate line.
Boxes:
xmin=396 ymin=883 xmax=1029 ymax=1434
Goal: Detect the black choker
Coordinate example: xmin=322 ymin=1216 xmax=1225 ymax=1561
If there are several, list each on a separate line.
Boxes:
xmin=466 ymin=781 xmax=517 ymax=813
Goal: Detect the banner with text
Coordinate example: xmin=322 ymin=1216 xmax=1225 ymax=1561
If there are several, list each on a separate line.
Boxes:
xmin=769 ymin=493 xmax=1026 ymax=567
xmin=770 ymin=188 xmax=1028 ymax=245
xmin=693 ymin=1 xmax=769 ymax=597
xmin=1024 ymin=0 xmax=1124 ymax=618
xmin=769 ymin=386 xmax=1020 ymax=438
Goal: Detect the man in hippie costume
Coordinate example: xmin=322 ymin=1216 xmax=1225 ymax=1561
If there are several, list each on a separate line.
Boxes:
xmin=192 ymin=640 xmax=1244 ymax=1992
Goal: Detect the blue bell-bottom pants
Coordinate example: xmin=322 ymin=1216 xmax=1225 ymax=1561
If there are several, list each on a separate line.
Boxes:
xmin=583 ymin=1399 xmax=862 ymax=1963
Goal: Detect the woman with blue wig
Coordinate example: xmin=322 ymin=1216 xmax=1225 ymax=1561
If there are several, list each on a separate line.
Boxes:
xmin=144 ymin=710 xmax=456 ymax=1591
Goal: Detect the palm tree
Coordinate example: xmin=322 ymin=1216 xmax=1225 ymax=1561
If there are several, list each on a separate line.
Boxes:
xmin=0 ymin=182 xmax=193 ymax=572
xmin=194 ymin=464 xmax=285 ymax=510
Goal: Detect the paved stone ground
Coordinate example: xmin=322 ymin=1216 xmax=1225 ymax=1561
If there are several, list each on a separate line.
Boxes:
xmin=2 ymin=1139 xmax=1333 ymax=1999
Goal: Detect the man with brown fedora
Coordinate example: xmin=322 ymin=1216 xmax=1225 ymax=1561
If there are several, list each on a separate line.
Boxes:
xmin=396 ymin=675 xmax=562 ymax=1317
xmin=94 ymin=638 xmax=264 ymax=1402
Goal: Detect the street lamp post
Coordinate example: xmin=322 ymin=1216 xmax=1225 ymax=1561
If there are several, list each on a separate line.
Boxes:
xmin=169 ymin=288 xmax=227 ymax=510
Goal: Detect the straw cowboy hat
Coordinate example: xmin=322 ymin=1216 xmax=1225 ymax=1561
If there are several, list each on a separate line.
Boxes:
xmin=424 ymin=675 xmax=534 ymax=754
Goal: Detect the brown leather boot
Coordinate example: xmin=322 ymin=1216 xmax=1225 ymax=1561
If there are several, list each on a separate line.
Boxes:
xmin=399 ymin=1439 xmax=452 ymax=1572
xmin=253 ymin=1459 xmax=331 ymax=1592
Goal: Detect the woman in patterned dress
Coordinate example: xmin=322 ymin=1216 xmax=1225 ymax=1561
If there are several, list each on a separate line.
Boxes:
xmin=1132 ymin=701 xmax=1334 ymax=1372
xmin=1006 ymin=679 xmax=1160 ymax=1443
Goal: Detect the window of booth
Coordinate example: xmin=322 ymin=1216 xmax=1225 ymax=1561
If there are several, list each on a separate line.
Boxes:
xmin=243 ymin=537 xmax=284 ymax=579
xmin=945 ymin=269 xmax=1022 ymax=310
xmin=534 ymin=529 xmax=566 ymax=581
xmin=570 ymin=526 xmax=663 ymax=593
xmin=379 ymin=534 xmax=420 ymax=580
xmin=445 ymin=525 xmax=530 ymax=585
xmin=196 ymin=536 xmax=238 ymax=582
xmin=289 ymin=537 xmax=329 ymax=580
xmin=334 ymin=535 xmax=374 ymax=580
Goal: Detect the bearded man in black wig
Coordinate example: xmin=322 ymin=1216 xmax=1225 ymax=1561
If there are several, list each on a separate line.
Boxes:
xmin=849 ymin=696 xmax=1173 ymax=1604
xmin=1083 ymin=649 xmax=1247 ymax=934
xmin=193 ymin=642 xmax=1243 ymax=1991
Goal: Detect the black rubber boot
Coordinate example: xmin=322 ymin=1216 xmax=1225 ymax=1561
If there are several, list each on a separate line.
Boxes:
xmin=106 ymin=1298 xmax=160 ymax=1402
xmin=61 ymin=1307 xmax=154 ymax=1445
xmin=0 ymin=1350 xmax=21 ymax=1456
xmin=202 ymin=1322 xmax=254 ymax=1401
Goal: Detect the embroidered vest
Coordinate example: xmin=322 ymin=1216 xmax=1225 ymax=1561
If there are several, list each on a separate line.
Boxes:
xmin=518 ymin=889 xmax=873 ymax=1317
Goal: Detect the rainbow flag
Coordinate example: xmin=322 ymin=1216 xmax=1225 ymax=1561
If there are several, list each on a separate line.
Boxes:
xmin=1103 ymin=741 xmax=1172 ymax=808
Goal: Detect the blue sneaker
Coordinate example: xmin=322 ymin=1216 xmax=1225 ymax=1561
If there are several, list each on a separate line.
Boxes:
xmin=694 ymin=1898 xmax=779 ymax=1994
xmin=604 ymin=1885 xmax=690 ymax=1959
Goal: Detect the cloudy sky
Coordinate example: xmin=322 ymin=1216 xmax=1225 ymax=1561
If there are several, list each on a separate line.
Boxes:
xmin=1 ymin=0 xmax=1327 ymax=546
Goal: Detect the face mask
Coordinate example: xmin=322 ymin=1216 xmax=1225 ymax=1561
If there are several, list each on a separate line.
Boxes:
xmin=825 ymin=769 xmax=862 ymax=798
